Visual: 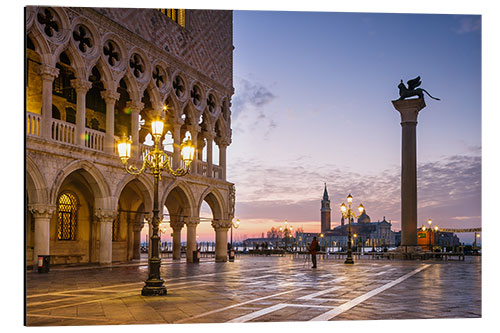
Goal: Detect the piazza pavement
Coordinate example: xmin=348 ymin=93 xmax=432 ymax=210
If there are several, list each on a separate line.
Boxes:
xmin=25 ymin=254 xmax=481 ymax=326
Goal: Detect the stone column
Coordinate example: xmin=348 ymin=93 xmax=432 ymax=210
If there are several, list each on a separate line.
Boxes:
xmin=170 ymin=220 xmax=184 ymax=260
xmin=126 ymin=100 xmax=144 ymax=159
xmin=71 ymin=79 xmax=92 ymax=146
xmin=215 ymin=138 xmax=230 ymax=181
xmin=392 ymin=98 xmax=426 ymax=248
xmin=29 ymin=204 xmax=55 ymax=267
xmin=172 ymin=123 xmax=182 ymax=169
xmin=38 ymin=65 xmax=59 ymax=139
xmin=101 ymin=90 xmax=120 ymax=154
xmin=212 ymin=220 xmax=231 ymax=262
xmin=206 ymin=132 xmax=214 ymax=178
xmin=132 ymin=222 xmax=144 ymax=260
xmin=144 ymin=215 xmax=153 ymax=259
xmin=95 ymin=210 xmax=117 ymax=265
xmin=186 ymin=125 xmax=200 ymax=174
xmin=185 ymin=217 xmax=200 ymax=262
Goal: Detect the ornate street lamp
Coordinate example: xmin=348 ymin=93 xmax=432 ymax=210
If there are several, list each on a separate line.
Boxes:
xmin=118 ymin=117 xmax=195 ymax=296
xmin=230 ymin=219 xmax=240 ymax=249
xmin=340 ymin=194 xmax=364 ymax=265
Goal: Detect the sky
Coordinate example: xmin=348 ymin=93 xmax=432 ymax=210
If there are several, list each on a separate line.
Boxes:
xmin=220 ymin=10 xmax=482 ymax=244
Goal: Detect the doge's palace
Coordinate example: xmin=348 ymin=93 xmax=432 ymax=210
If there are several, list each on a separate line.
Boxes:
xmin=25 ymin=7 xmax=235 ymax=267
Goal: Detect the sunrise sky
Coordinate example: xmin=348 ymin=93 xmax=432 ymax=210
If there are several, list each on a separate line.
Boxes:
xmin=221 ymin=10 xmax=481 ymax=244
xmin=143 ymin=8 xmax=481 ymax=245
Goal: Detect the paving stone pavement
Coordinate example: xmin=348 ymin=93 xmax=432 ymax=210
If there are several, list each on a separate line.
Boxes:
xmin=25 ymin=255 xmax=481 ymax=326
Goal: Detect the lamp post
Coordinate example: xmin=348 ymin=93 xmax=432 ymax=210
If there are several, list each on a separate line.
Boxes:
xmin=230 ymin=219 xmax=240 ymax=249
xmin=340 ymin=194 xmax=364 ymax=265
xmin=117 ymin=117 xmax=195 ymax=296
xmin=159 ymin=222 xmax=169 ymax=254
xmin=434 ymin=225 xmax=439 ymax=250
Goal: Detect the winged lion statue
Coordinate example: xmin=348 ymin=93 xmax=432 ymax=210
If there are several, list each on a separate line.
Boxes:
xmin=397 ymin=76 xmax=440 ymax=101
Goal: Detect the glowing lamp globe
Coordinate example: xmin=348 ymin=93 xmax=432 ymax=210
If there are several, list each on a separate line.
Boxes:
xmin=347 ymin=194 xmax=353 ymax=204
xmin=180 ymin=139 xmax=195 ymax=166
xmin=151 ymin=119 xmax=164 ymax=138
xmin=117 ymin=138 xmax=131 ymax=163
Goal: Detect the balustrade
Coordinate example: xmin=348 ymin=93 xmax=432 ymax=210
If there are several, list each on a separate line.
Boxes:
xmin=27 ymin=112 xmax=41 ymax=137
xmin=85 ymin=128 xmax=105 ymax=151
xmin=28 ymin=114 xmax=226 ymax=180
xmin=51 ymin=119 xmax=75 ymax=145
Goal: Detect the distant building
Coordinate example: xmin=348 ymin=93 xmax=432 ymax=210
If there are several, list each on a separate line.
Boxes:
xmin=316 ymin=185 xmax=398 ymax=248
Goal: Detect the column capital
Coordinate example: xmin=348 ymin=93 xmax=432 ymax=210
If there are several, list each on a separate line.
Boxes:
xmin=29 ymin=204 xmax=56 ymax=218
xmin=133 ymin=222 xmax=145 ymax=233
xmin=95 ymin=209 xmax=117 ymax=222
xmin=185 ymin=217 xmax=200 ymax=227
xmin=215 ymin=136 xmax=231 ymax=147
xmin=203 ymin=131 xmax=216 ymax=141
xmin=70 ymin=78 xmax=92 ymax=93
xmin=186 ymin=124 xmax=201 ymax=135
xmin=126 ymin=100 xmax=144 ymax=114
xmin=100 ymin=90 xmax=120 ymax=103
xmin=37 ymin=64 xmax=59 ymax=81
xmin=211 ymin=219 xmax=231 ymax=230
xmin=170 ymin=221 xmax=184 ymax=231
xmin=392 ymin=98 xmax=426 ymax=124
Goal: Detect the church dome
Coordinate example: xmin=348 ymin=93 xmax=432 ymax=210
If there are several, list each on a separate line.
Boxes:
xmin=358 ymin=211 xmax=371 ymax=223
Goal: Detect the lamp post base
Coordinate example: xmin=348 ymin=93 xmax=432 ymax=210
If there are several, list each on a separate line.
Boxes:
xmin=141 ymin=280 xmax=167 ymax=296
xmin=344 ymin=256 xmax=354 ymax=264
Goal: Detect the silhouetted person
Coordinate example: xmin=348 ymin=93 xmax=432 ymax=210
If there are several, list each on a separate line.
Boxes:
xmin=309 ymin=237 xmax=319 ymax=269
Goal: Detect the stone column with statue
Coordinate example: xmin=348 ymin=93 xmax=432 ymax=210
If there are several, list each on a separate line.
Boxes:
xmin=392 ymin=76 xmax=439 ymax=251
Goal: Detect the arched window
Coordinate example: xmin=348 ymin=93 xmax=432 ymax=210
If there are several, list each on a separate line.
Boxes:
xmin=52 ymin=105 xmax=61 ymax=119
xmin=57 ymin=192 xmax=78 ymax=240
xmin=66 ymin=107 xmax=76 ymax=124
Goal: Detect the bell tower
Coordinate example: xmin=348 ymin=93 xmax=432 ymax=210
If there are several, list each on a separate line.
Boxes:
xmin=321 ymin=183 xmax=331 ymax=233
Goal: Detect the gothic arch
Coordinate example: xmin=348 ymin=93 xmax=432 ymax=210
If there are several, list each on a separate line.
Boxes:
xmin=50 ymin=159 xmax=112 ymax=210
xmin=113 ymin=173 xmax=154 ymax=213
xmin=161 ymin=179 xmax=196 ymax=220
xmin=53 ymin=44 xmax=86 ymax=80
xmin=26 ymin=155 xmax=49 ymax=205
xmin=198 ymin=186 xmax=226 ymax=221
xmin=26 ymin=29 xmax=53 ymax=66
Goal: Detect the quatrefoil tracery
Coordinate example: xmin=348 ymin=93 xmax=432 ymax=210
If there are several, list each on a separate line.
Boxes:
xmin=73 ymin=25 xmax=92 ymax=53
xmin=129 ymin=54 xmax=145 ymax=78
xmin=207 ymin=94 xmax=216 ymax=113
xmin=103 ymin=41 xmax=119 ymax=66
xmin=191 ymin=85 xmax=201 ymax=106
xmin=153 ymin=66 xmax=165 ymax=88
xmin=173 ymin=76 xmax=185 ymax=97
xmin=37 ymin=8 xmax=59 ymax=37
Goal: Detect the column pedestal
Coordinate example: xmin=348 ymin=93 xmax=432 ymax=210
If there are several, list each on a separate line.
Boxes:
xmin=186 ymin=218 xmax=200 ymax=262
xmin=392 ymin=98 xmax=426 ymax=247
xmin=132 ymin=223 xmax=144 ymax=260
xmin=30 ymin=205 xmax=55 ymax=268
xmin=212 ymin=220 xmax=231 ymax=262
xmin=96 ymin=210 xmax=117 ymax=265
xmin=170 ymin=221 xmax=184 ymax=260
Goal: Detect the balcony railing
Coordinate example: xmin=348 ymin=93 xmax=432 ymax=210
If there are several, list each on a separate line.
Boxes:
xmin=213 ymin=165 xmax=223 ymax=180
xmin=27 ymin=115 xmax=225 ymax=181
xmin=51 ymin=119 xmax=75 ymax=145
xmin=27 ymin=112 xmax=41 ymax=137
xmin=85 ymin=128 xmax=105 ymax=152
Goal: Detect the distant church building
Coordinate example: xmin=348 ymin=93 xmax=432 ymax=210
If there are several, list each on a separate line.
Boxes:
xmin=320 ymin=183 xmax=331 ymax=233
xmin=316 ymin=184 xmax=396 ymax=248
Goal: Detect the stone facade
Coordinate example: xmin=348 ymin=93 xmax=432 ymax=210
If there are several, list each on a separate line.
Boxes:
xmin=25 ymin=6 xmax=235 ymax=267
